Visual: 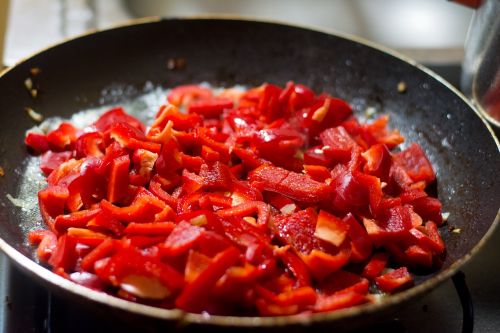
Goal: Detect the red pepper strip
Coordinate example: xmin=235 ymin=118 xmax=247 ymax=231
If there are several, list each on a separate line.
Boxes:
xmin=175 ymin=246 xmax=240 ymax=312
xmin=197 ymin=127 xmax=230 ymax=163
xmin=28 ymin=230 xmax=57 ymax=262
xmin=256 ymin=285 xmax=317 ymax=308
xmin=48 ymin=235 xmax=78 ymax=271
xmin=314 ymin=291 xmax=366 ymax=312
xmin=188 ymin=98 xmax=234 ymax=118
xmin=149 ymin=176 xmax=178 ymax=209
xmin=343 ymin=213 xmax=372 ymax=262
xmin=108 ymin=122 xmax=161 ymax=153
xmin=40 ymin=151 xmax=73 ymax=176
xmin=53 ymin=208 xmax=101 ymax=233
xmin=38 ymin=185 xmax=69 ymax=231
xmin=25 ymin=132 xmax=50 ymax=154
xmin=249 ymin=165 xmax=331 ymax=203
xmin=86 ymin=210 xmax=124 ymax=237
xmin=128 ymin=236 xmax=167 ymax=248
xmin=362 ymin=252 xmax=389 ymax=280
xmin=199 ymin=193 xmax=232 ymax=211
xmin=100 ymin=195 xmax=165 ymax=223
xmin=124 ymin=222 xmax=175 ymax=236
xmin=276 ymin=249 xmax=312 ymax=287
xmin=80 ymin=238 xmax=118 ymax=271
xmin=375 ymin=267 xmax=413 ymax=293
xmin=216 ymin=201 xmax=270 ymax=228
xmin=161 ymin=221 xmax=204 ymax=256
xmin=107 ymin=155 xmax=130 ymax=203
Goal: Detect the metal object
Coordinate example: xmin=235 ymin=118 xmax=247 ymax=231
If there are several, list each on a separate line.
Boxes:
xmin=461 ymin=0 xmax=500 ymax=127
xmin=0 ymin=18 xmax=498 ymax=331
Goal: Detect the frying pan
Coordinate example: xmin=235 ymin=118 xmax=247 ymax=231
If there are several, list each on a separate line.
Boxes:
xmin=0 ymin=17 xmax=499 ymax=332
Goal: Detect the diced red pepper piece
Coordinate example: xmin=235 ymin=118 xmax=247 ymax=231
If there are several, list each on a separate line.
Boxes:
xmin=394 ymin=143 xmax=435 ymax=184
xmin=301 ymin=96 xmax=353 ymax=139
xmin=362 ymin=115 xmax=404 ymax=149
xmin=188 ymin=98 xmax=233 ymax=118
xmin=249 ymin=165 xmax=330 ymax=203
xmin=80 ymin=238 xmax=118 ymax=271
xmin=314 ymin=291 xmax=366 ymax=312
xmin=75 ymin=132 xmax=104 ymax=158
xmin=175 ymin=246 xmax=240 ymax=312
xmin=54 ymin=208 xmax=101 ymax=233
xmin=124 ymin=222 xmax=175 ymax=236
xmin=48 ymin=235 xmax=78 ymax=271
xmin=40 ymin=151 xmax=73 ymax=176
xmin=47 ymin=123 xmax=78 ymax=150
xmin=28 ymin=230 xmax=57 ymax=262
xmin=167 ymin=85 xmax=212 ymax=107
xmin=106 ymin=155 xmax=130 ymax=204
xmin=318 ymin=270 xmax=369 ymax=295
xmin=38 ymin=185 xmax=69 ymax=229
xmin=344 ymin=213 xmax=373 ymax=262
xmin=361 ymin=143 xmax=393 ymax=182
xmin=320 ymin=126 xmax=358 ymax=163
xmin=363 ymin=205 xmax=413 ymax=244
xmin=362 ymin=252 xmax=389 ymax=280
xmin=199 ymin=161 xmax=233 ymax=191
xmin=100 ymin=192 xmax=165 ymax=223
xmin=184 ymin=250 xmax=212 ymax=283
xmin=302 ymin=246 xmax=351 ymax=281
xmin=161 ymin=221 xmax=204 ymax=256
xmin=25 ymin=132 xmax=50 ymax=154
xmin=276 ymin=248 xmax=312 ymax=287
xmin=217 ymin=201 xmax=270 ymax=228
xmin=314 ymin=210 xmax=349 ymax=247
xmin=375 ymin=267 xmax=413 ymax=293
xmin=303 ymin=165 xmax=331 ymax=182
xmin=93 ymin=107 xmax=145 ymax=133
xmin=273 ymin=208 xmax=319 ymax=255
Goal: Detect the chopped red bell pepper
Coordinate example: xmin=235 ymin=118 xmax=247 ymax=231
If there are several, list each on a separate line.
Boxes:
xmin=26 ymin=83 xmax=446 ymax=316
xmin=375 ymin=267 xmax=413 ymax=293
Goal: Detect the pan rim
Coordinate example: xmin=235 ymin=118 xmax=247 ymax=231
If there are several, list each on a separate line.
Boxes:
xmin=0 ymin=15 xmax=499 ymax=327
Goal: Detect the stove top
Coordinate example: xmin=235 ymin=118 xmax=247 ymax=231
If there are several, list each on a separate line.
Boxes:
xmin=1 ymin=65 xmax=499 ymax=333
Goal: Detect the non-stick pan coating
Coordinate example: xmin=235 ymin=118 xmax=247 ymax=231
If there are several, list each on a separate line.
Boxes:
xmin=0 ymin=18 xmax=498 ymax=331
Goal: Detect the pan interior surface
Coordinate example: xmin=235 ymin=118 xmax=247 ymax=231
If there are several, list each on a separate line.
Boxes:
xmin=0 ymin=18 xmax=498 ymax=327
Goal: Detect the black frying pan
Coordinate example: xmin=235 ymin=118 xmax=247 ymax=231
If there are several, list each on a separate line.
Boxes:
xmin=0 ymin=18 xmax=499 ymax=332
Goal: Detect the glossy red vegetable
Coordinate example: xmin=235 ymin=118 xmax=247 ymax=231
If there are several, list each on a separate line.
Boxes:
xmin=27 ymin=83 xmax=445 ymax=316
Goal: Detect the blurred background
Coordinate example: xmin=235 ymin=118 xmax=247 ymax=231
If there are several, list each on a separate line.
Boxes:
xmin=2 ymin=0 xmax=474 ymax=67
